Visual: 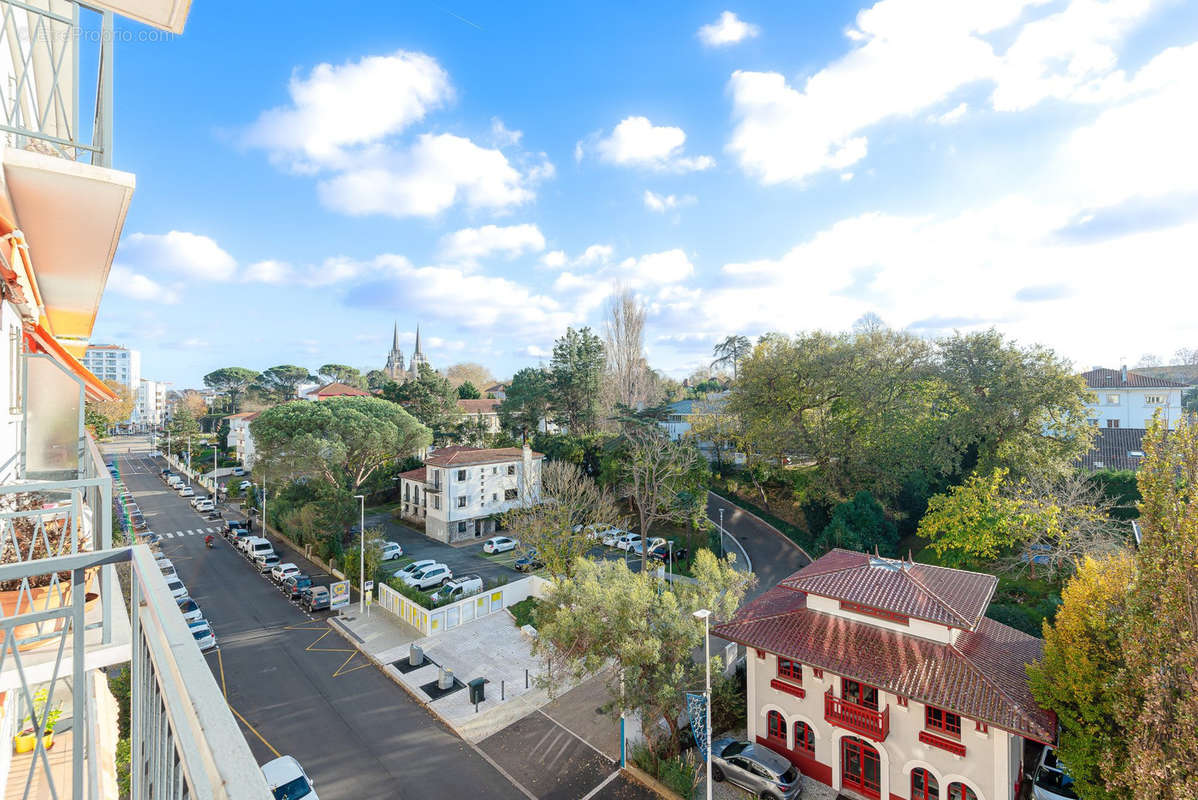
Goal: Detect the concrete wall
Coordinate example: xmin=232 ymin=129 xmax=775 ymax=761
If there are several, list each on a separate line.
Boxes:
xmin=747 ymin=651 xmax=1005 ymax=800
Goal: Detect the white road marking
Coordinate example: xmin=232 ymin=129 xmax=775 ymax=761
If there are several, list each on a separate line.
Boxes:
xmin=186 ymin=530 xmax=195 ymax=536
xmin=164 ymin=533 xmax=173 ymax=539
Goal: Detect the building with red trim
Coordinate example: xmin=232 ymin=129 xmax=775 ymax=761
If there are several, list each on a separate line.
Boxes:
xmin=712 ymin=549 xmax=1054 ymax=800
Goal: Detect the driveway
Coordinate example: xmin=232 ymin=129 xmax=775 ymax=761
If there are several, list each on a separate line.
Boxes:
xmin=707 ymin=492 xmax=811 ymax=603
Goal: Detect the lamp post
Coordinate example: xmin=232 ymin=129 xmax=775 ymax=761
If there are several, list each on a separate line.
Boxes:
xmin=718 ymin=507 xmax=725 ymax=558
xmin=186 ymin=436 xmax=192 ymax=488
xmin=355 ymin=494 xmax=366 ymax=614
xmin=693 ymin=608 xmax=712 ymax=800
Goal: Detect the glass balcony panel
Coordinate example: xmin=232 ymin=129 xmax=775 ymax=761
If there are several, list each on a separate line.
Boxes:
xmin=23 ymin=354 xmax=82 ymax=480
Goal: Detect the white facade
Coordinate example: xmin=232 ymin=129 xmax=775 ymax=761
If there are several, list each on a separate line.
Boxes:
xmin=137 ymin=378 xmax=167 ymax=427
xmin=226 ymin=413 xmax=258 ymax=468
xmin=1082 ymin=366 xmax=1186 ymax=430
xmin=82 ymin=344 xmax=140 ymax=394
xmin=401 ymin=446 xmax=542 ymax=543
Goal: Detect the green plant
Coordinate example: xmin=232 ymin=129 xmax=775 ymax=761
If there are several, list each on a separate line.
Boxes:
xmin=711 ymin=667 xmax=747 ymax=733
xmin=116 ymin=738 xmax=132 ymax=797
xmin=509 ymin=597 xmax=540 ymax=627
xmin=630 ymin=742 xmax=699 ymax=797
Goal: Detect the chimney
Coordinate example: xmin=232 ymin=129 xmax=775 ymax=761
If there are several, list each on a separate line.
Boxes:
xmin=1121 ymin=364 xmax=1128 ymax=384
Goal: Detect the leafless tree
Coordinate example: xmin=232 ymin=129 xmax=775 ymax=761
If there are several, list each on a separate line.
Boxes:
xmin=445 ymin=362 xmax=496 ymax=391
xmin=603 ymin=287 xmax=654 ymax=411
xmin=621 ymin=427 xmax=704 ymax=573
xmin=1136 ymin=353 xmax=1162 ymax=368
xmin=1175 ymin=347 xmax=1198 ymax=366
xmin=501 ymin=461 xmax=625 ymax=578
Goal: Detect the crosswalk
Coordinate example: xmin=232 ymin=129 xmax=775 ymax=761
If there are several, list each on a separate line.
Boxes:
xmin=161 ymin=527 xmax=221 ymax=539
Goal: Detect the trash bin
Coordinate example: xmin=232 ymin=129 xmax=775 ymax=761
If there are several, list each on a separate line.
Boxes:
xmin=468 ymin=677 xmax=486 ymax=704
xmin=409 ymin=643 xmax=424 ymax=667
xmin=438 ymin=667 xmax=454 ymax=691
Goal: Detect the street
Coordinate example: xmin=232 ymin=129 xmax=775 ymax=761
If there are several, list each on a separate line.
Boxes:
xmin=107 ymin=442 xmax=528 ymax=800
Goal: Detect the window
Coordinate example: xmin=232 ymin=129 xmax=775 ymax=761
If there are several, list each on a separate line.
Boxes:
xmin=507 ymin=465 xmax=516 ymax=475
xmin=505 ymin=489 xmax=517 ymax=501
xmin=766 ymin=710 xmax=785 ymax=741
xmin=492 ymin=467 xmax=498 ymax=474
xmin=433 ymin=496 xmax=440 ymax=510
xmin=1145 ymin=394 xmax=1164 ymax=404
xmin=492 ymin=493 xmax=498 ymax=501
xmin=794 ymin=721 xmax=815 ymax=754
xmin=457 ymin=496 xmax=467 ymax=508
xmin=842 ymin=678 xmax=878 ymax=710
xmin=1106 ymin=419 xmax=1120 ymax=428
xmin=925 ymin=705 xmax=961 ymax=738
xmin=404 ymin=485 xmax=410 ymax=500
xmin=1105 ymin=394 xmax=1120 ymax=405
xmin=777 ymin=658 xmax=802 ymax=682
xmin=946 ymin=784 xmax=977 ymax=800
xmin=1087 ymin=418 xmax=1098 ymax=426
xmin=812 ymin=667 xmax=823 ymax=679
xmin=911 ymin=768 xmax=939 ymax=800
xmin=457 ymin=469 xmax=467 ymax=481
xmin=458 ymin=522 xmax=468 ymax=533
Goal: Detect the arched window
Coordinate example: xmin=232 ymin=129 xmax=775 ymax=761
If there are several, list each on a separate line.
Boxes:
xmin=947 ymin=783 xmax=978 ymax=800
xmin=794 ymin=721 xmax=815 ymax=754
xmin=767 ymin=710 xmax=786 ymax=741
xmin=912 ymin=768 xmax=939 ymax=800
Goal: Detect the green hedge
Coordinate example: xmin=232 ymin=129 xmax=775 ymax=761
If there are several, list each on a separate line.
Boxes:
xmin=508 ymin=597 xmax=540 ymax=627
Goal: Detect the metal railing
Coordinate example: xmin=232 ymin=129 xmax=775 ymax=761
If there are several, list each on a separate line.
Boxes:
xmin=824 ymin=687 xmax=889 ymax=742
xmin=0 ymin=0 xmax=113 ymax=166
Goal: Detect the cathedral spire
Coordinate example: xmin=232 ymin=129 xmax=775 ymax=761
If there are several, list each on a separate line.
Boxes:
xmin=392 ymin=321 xmax=400 ymax=351
xmin=414 ymin=324 xmax=422 ymax=356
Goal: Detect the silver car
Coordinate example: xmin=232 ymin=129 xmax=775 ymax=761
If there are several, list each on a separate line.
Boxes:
xmin=1031 ymin=746 xmax=1079 ymax=800
xmin=711 ymin=738 xmax=802 ymax=800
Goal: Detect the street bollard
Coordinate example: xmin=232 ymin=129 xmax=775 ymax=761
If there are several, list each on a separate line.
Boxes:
xmin=501 ymin=680 xmax=505 ymax=701
xmin=475 ymin=700 xmax=479 ymax=714
xmin=525 ymin=669 xmax=529 ymax=689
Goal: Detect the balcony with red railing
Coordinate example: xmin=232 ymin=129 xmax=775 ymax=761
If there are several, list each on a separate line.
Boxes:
xmin=824 ymin=688 xmax=889 ymax=742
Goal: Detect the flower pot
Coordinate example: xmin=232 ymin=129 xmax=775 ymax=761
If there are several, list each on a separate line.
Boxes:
xmin=13 ymin=731 xmax=36 ymax=754
xmin=0 ymin=580 xmax=100 ymax=652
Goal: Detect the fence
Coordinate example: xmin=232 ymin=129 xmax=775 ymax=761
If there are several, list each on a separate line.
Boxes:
xmin=377 ymin=575 xmax=547 ymax=637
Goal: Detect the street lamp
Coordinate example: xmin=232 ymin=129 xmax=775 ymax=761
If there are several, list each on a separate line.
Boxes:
xmin=693 ymin=608 xmax=712 ymax=800
xmin=186 ymin=435 xmax=192 ymax=488
xmin=718 ymin=507 xmax=725 ymax=558
xmin=354 ymin=494 xmax=366 ymax=614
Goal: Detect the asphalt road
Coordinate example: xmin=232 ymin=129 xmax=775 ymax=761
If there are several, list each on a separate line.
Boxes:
xmin=106 ymin=440 xmax=528 ymax=800
xmin=707 ymin=491 xmax=811 ymax=603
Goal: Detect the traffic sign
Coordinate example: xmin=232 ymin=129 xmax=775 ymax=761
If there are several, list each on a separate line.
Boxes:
xmin=330 ymin=580 xmax=350 ymax=609
xmin=364 ymin=580 xmax=374 ymax=592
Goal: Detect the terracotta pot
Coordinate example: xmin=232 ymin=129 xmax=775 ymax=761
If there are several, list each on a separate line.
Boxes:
xmin=0 ymin=573 xmax=100 ymax=652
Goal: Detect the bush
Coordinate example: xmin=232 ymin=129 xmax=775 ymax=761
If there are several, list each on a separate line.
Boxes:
xmin=509 ymin=596 xmax=540 ymax=627
xmin=383 ymin=576 xmax=451 ymax=609
xmin=630 ymin=742 xmax=699 ymax=797
xmin=813 ymin=491 xmax=899 ymax=556
xmin=711 ymin=665 xmax=746 ymax=734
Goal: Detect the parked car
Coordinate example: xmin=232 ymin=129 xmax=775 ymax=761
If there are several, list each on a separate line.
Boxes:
xmin=271 ymin=563 xmax=300 ymax=584
xmin=710 ymin=738 xmax=802 ymax=800
xmin=165 ymin=578 xmax=188 ymax=602
xmin=649 ymin=542 xmax=687 ymax=562
xmin=239 ymin=480 xmax=253 ymax=490
xmin=393 ymin=559 xmax=435 ymax=579
xmin=160 ymin=563 xmax=178 ymax=582
xmin=573 ymin=523 xmax=614 ymax=540
xmin=302 ymin=586 xmax=330 ymax=612
xmin=483 ymin=536 xmax=517 ymax=554
xmin=178 ymin=487 xmax=195 ymax=498
xmin=255 ymin=553 xmax=281 ymax=573
xmin=244 ymin=538 xmax=275 ymax=560
xmin=284 ymin=574 xmax=312 ymax=600
xmin=231 ymin=466 xmax=246 ymax=476
xmin=515 ymin=549 xmax=545 ymax=573
xmin=177 ymin=598 xmax=203 ymax=624
xmin=632 ymin=537 xmax=667 ymax=556
xmin=615 ymin=533 xmax=642 ymax=551
xmin=138 ymin=531 xmax=162 ymax=546
xmin=400 ymin=563 xmax=452 ymax=590
xmin=190 ymin=495 xmax=209 ymax=508
xmin=601 ymin=528 xmax=628 ymax=547
xmin=188 ymin=620 xmax=217 ymax=651
xmin=203 ymin=509 xmax=223 ymax=521
xmin=226 ymin=519 xmax=250 ymax=536
xmin=130 ymin=514 xmax=148 ymax=531
xmin=261 ymin=754 xmax=319 ymax=800
xmin=379 ymin=541 xmax=403 ymax=561
xmin=430 ymin=575 xmax=484 ymax=603
xmin=1032 ymin=746 xmax=1079 ymax=800
xmin=195 ymin=499 xmax=215 ymax=513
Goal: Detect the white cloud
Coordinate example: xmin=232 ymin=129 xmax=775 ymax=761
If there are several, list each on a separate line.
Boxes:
xmin=439 ymin=224 xmax=546 ymax=264
xmin=576 ymin=244 xmax=614 ymax=266
xmin=726 ymin=0 xmax=1158 ymax=184
xmin=243 ymin=50 xmax=451 ymax=169
xmin=318 ymin=133 xmax=540 ymax=218
xmin=617 ymin=249 xmax=695 ymax=285
xmin=108 ymin=266 xmax=181 ymax=304
xmin=586 ymin=116 xmax=714 ymax=172
xmin=179 ymin=337 xmax=209 ymax=349
xmin=119 ymin=231 xmax=237 ymax=281
xmin=643 ymin=190 xmax=696 ymax=212
xmin=540 ymin=250 xmax=567 ymax=269
xmin=490 ymin=117 xmax=523 ymax=147
xmin=936 ymin=102 xmax=968 ymax=124
xmin=243 ymin=259 xmax=292 ymax=284
xmin=523 ymin=345 xmax=551 ymax=358
xmin=698 ymin=11 xmax=760 ymax=47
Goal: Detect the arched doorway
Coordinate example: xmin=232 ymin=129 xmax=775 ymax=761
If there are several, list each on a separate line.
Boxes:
xmin=841 ymin=736 xmax=881 ymax=799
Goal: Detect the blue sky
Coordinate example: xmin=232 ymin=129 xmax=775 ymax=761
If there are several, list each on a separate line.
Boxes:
xmin=93 ymin=0 xmax=1198 ymax=388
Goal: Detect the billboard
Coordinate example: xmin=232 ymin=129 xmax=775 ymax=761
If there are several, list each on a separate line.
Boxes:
xmin=329 ymin=580 xmax=351 ymax=610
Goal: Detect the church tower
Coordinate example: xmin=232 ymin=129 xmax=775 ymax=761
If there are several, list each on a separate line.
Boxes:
xmin=408 ymin=323 xmax=431 ymax=377
xmin=383 ymin=322 xmax=406 ymax=381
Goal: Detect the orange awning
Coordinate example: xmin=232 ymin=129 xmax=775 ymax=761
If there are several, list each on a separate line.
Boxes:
xmin=24 ymin=323 xmax=116 ymax=402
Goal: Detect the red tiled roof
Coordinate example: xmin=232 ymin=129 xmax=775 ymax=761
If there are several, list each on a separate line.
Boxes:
xmin=712 ymin=585 xmax=1054 ymax=742
xmin=458 ymin=398 xmax=500 ymax=414
xmin=1082 ymin=367 xmax=1186 ymax=388
xmin=398 ymin=466 xmax=427 ymax=482
xmin=424 ymin=445 xmax=543 ymax=467
xmin=312 ymin=381 xmax=371 ymax=397
xmin=780 ymin=549 xmax=996 ymax=630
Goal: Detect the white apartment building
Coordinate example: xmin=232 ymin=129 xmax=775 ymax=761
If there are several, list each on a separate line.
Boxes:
xmin=715 ymin=550 xmax=1054 ymax=800
xmin=1081 ymin=366 xmax=1186 ymax=429
xmin=399 ymin=445 xmax=543 ymax=543
xmin=81 ymin=343 xmax=140 ymax=393
xmin=137 ymin=377 xmax=168 ymax=428
xmin=226 ymin=411 xmax=260 ymax=468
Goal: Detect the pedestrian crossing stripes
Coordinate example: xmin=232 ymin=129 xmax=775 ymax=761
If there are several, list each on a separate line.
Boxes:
xmin=186 ymin=530 xmax=194 ymax=535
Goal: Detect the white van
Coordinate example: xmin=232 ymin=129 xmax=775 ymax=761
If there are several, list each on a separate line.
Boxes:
xmin=167 ymin=476 xmax=183 ymax=488
xmin=246 ymin=538 xmax=275 ymax=560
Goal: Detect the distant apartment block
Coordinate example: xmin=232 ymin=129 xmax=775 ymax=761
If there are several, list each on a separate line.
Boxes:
xmin=1081 ymin=365 xmax=1185 ymax=429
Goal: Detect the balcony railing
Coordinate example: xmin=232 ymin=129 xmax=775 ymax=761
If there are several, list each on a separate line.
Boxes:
xmin=0 ymin=0 xmax=113 ymax=166
xmin=824 ymin=687 xmax=889 ymax=742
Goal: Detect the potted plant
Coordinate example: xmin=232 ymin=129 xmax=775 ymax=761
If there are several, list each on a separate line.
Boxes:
xmin=12 ymin=688 xmax=60 ymax=753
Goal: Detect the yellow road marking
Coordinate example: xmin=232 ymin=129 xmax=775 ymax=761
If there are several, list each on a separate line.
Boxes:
xmin=331 ymin=651 xmax=373 ymax=678
xmin=230 ymin=705 xmax=281 ymax=759
xmin=303 ymin=629 xmax=354 ymax=653
xmin=217 ymin=648 xmax=227 ymax=699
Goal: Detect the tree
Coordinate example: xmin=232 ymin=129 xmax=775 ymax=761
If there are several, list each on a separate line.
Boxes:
xmin=711 ymin=335 xmax=751 ymax=380
xmin=445 ymin=362 xmax=494 ymax=391
xmin=456 ymin=380 xmax=480 ymax=400
xmin=549 ymin=327 xmax=605 ymax=435
xmin=604 ymin=288 xmax=654 ymax=411
xmin=532 ymin=552 xmax=752 ymax=754
xmin=161 ymin=407 xmax=201 ymax=457
xmin=202 ymin=367 xmax=260 ymax=413
xmin=1112 ymin=415 xmax=1198 ymax=799
xmin=815 ymin=491 xmax=899 ymax=556
xmin=251 ymin=396 xmax=431 ymax=504
xmin=499 ymin=367 xmax=551 ymax=442
xmin=501 ymin=461 xmax=623 ymax=578
xmin=318 ymin=364 xmax=364 ymax=388
xmin=364 ymin=369 xmax=390 ymax=391
xmin=179 ymin=389 xmax=208 ymax=423
xmin=917 ymin=469 xmax=1019 ymax=567
xmin=1184 ymin=387 xmax=1198 ymax=414
xmin=254 ymin=365 xmax=315 ymax=403
xmin=342 ymin=530 xmax=385 ymax=591
xmin=1135 ymin=353 xmax=1162 ymax=368
xmin=621 ymin=428 xmax=705 ymax=573
xmin=1174 ymin=346 xmax=1198 ymax=365
xmin=86 ymin=380 xmax=135 ymax=432
xmin=382 ymin=363 xmax=460 ymax=434
xmin=1027 ymin=551 xmax=1136 ymax=800
xmin=686 ymin=394 xmax=739 ymax=470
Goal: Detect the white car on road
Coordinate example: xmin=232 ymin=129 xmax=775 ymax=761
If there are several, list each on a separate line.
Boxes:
xmin=188 ymin=620 xmax=216 ymax=651
xmin=601 ymin=528 xmax=627 ymax=547
xmin=176 ymin=598 xmax=203 ymax=624
xmin=178 ymin=487 xmax=195 ymax=498
xmin=615 ymin=533 xmax=642 ymax=551
xmin=379 ymin=541 xmax=403 ymax=561
xmin=483 ymin=536 xmax=517 ymax=554
xmin=271 ymin=563 xmax=300 ymax=584
xmin=165 ymin=578 xmax=188 ymax=602
xmin=261 ymin=755 xmax=318 ymax=800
